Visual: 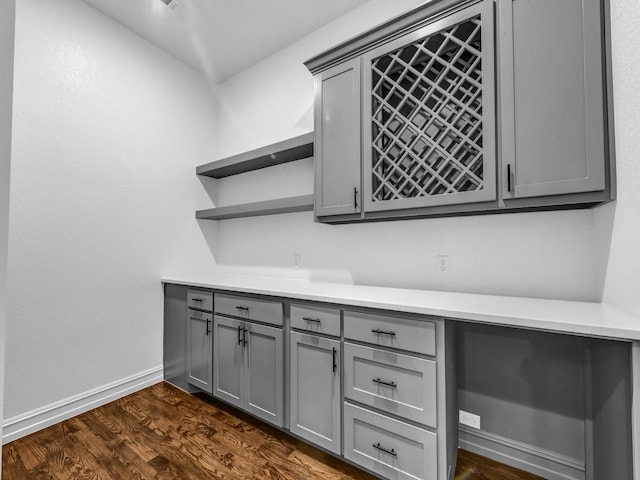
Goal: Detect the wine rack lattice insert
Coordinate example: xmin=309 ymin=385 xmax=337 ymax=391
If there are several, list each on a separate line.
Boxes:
xmin=371 ymin=15 xmax=485 ymax=202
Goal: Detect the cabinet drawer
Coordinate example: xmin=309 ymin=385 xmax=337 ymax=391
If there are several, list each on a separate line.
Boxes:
xmin=344 ymin=343 xmax=437 ymax=428
xmin=344 ymin=402 xmax=437 ymax=480
xmin=215 ymin=293 xmax=283 ymax=326
xmin=290 ymin=303 xmax=341 ymax=337
xmin=344 ymin=311 xmax=436 ymax=356
xmin=187 ymin=290 xmax=213 ymax=312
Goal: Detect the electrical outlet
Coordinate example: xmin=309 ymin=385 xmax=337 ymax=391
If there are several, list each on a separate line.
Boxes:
xmin=459 ymin=410 xmax=481 ymax=429
xmin=293 ymin=253 xmax=301 ymax=269
xmin=437 ymin=255 xmax=449 ymax=274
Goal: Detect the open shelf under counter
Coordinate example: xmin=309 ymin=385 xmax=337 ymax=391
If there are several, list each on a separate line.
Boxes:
xmin=196 ymin=132 xmax=314 ymax=178
xmin=196 ymin=194 xmax=314 ymax=220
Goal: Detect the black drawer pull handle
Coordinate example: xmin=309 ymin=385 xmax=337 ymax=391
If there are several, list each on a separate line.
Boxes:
xmin=303 ymin=316 xmax=321 ymax=323
xmin=237 ymin=325 xmax=242 ymax=345
xmin=192 ymin=297 xmax=203 ymax=302
xmin=372 ymin=329 xmax=396 ymax=336
xmin=332 ymin=348 xmax=337 ymax=373
xmin=372 ymin=378 xmax=397 ymax=388
xmin=236 ymin=306 xmax=249 ymax=311
xmin=372 ymin=443 xmax=397 ymax=457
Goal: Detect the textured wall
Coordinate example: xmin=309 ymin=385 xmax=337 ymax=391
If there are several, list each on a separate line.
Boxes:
xmin=0 ymin=0 xmax=17 ymax=472
xmin=210 ymin=0 xmax=602 ymax=302
xmin=4 ymin=0 xmax=217 ymax=420
xmin=597 ymin=0 xmax=640 ymax=319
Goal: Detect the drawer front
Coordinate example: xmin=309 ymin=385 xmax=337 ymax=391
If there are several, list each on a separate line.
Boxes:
xmin=215 ymin=293 xmax=283 ymax=326
xmin=187 ymin=290 xmax=213 ymax=312
xmin=290 ymin=303 xmax=341 ymax=337
xmin=344 ymin=310 xmax=436 ymax=356
xmin=344 ymin=402 xmax=437 ymax=480
xmin=344 ymin=343 xmax=437 ymax=427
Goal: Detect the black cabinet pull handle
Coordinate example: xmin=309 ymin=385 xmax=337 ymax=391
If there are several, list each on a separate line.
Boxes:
xmin=372 ymin=378 xmax=397 ymax=388
xmin=243 ymin=327 xmax=248 ymax=346
xmin=372 ymin=329 xmax=396 ymax=336
xmin=237 ymin=325 xmax=242 ymax=345
xmin=354 ymin=187 xmax=359 ymax=209
xmin=507 ymin=164 xmax=512 ymax=192
xmin=332 ymin=348 xmax=337 ymax=373
xmin=303 ymin=317 xmax=321 ymax=323
xmin=372 ymin=443 xmax=397 ymax=457
xmin=193 ymin=297 xmax=203 ymax=302
xmin=236 ymin=306 xmax=249 ymax=311
xmin=206 ymin=319 xmax=211 ymax=336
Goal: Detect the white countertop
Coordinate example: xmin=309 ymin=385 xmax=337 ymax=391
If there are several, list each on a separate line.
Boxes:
xmin=162 ymin=272 xmax=640 ymax=341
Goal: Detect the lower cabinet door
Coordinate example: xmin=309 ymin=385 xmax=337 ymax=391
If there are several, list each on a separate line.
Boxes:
xmin=244 ymin=322 xmax=284 ymax=427
xmin=289 ymin=332 xmax=341 ymax=454
xmin=344 ymin=402 xmax=438 ymax=480
xmin=187 ymin=309 xmax=213 ymax=394
xmin=213 ymin=315 xmax=244 ymax=408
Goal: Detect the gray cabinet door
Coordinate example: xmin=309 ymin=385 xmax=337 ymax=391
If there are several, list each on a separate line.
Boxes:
xmin=500 ymin=0 xmax=606 ymax=199
xmin=362 ymin=0 xmax=496 ymax=212
xmin=289 ymin=332 xmax=341 ymax=454
xmin=244 ymin=322 xmax=284 ymax=427
xmin=187 ymin=310 xmax=213 ymax=393
xmin=213 ymin=315 xmax=244 ymax=408
xmin=314 ymin=58 xmax=362 ymax=217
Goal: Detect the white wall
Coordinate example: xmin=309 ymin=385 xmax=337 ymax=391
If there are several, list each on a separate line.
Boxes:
xmin=211 ymin=0 xmax=602 ymax=302
xmin=1 ymin=0 xmax=17 ymax=471
xmin=596 ymin=0 xmax=640 ymax=319
xmin=4 ymin=0 xmax=217 ymax=423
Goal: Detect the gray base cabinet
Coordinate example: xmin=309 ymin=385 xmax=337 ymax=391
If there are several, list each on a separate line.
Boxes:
xmin=289 ymin=331 xmax=341 ymax=454
xmin=213 ymin=315 xmax=284 ymax=427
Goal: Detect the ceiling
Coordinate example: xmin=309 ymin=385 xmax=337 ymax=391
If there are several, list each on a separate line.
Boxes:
xmin=83 ymin=0 xmax=369 ymax=83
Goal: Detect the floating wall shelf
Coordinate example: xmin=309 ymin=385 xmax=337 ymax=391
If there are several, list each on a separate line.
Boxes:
xmin=196 ymin=194 xmax=314 ymax=220
xmin=197 ymin=132 xmax=314 ymax=178
xmin=195 ymin=132 xmax=315 ymax=221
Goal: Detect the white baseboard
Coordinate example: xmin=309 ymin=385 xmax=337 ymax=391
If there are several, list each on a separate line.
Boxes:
xmin=458 ymin=426 xmax=586 ymax=480
xmin=2 ymin=365 xmax=163 ymax=444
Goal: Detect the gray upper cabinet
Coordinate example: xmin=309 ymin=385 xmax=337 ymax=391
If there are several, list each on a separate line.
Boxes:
xmin=305 ymin=0 xmax=613 ymax=223
xmin=362 ymin=1 xmax=496 ymax=213
xmin=314 ymin=59 xmax=362 ymax=217
xmin=500 ymin=0 xmax=607 ymax=200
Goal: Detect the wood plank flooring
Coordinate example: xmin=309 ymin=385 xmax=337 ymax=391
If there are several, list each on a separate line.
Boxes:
xmin=2 ymin=382 xmax=545 ymax=480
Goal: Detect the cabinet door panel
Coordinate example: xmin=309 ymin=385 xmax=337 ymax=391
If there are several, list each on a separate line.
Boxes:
xmin=213 ymin=316 xmax=244 ymax=408
xmin=501 ymin=0 xmax=605 ymax=198
xmin=290 ymin=332 xmax=341 ymax=454
xmin=245 ymin=323 xmax=284 ymax=427
xmin=187 ymin=310 xmax=213 ymax=393
xmin=362 ymin=1 xmax=496 ymax=212
xmin=315 ymin=59 xmax=362 ymax=217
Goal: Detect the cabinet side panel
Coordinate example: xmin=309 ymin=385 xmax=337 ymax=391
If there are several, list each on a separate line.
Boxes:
xmin=588 ymin=339 xmax=633 ymax=479
xmin=164 ymin=284 xmax=197 ymax=392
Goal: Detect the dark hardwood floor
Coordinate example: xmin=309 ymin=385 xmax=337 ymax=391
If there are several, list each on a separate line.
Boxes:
xmin=2 ymin=382 xmax=544 ymax=479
